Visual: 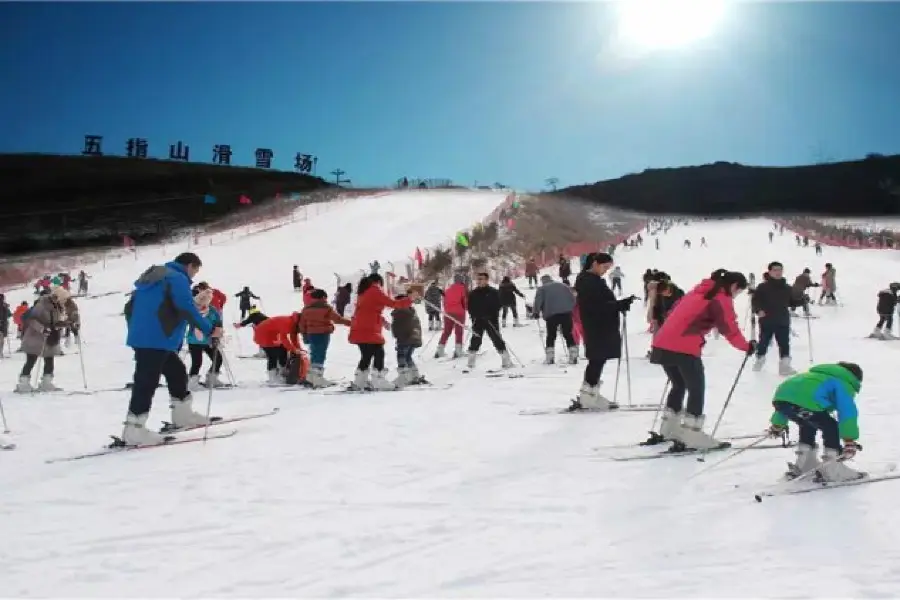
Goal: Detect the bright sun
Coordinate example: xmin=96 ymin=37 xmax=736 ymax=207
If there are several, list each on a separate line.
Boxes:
xmin=614 ymin=0 xmax=726 ymax=51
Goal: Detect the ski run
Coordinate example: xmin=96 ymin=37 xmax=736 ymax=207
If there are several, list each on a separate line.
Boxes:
xmin=2 ymin=201 xmax=900 ymax=597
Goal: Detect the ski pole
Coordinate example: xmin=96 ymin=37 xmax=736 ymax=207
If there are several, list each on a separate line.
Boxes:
xmin=622 ymin=316 xmax=633 ymax=406
xmin=641 ymin=379 xmax=670 ymax=446
xmin=805 ymin=311 xmax=814 ymax=363
xmin=691 ymin=434 xmax=769 ymax=474
xmin=76 ymin=334 xmax=88 ymax=390
xmin=0 ymin=396 xmax=10 ymax=433
xmin=701 ymin=349 xmax=752 ymax=459
xmin=203 ymin=341 xmax=220 ymax=443
xmin=220 ymin=348 xmax=237 ymax=386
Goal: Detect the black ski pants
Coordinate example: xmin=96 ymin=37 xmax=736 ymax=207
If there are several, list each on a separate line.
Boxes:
xmin=876 ymin=314 xmax=894 ymax=330
xmin=21 ymin=354 xmax=53 ymax=377
xmin=583 ymin=358 xmax=606 ymax=387
xmin=757 ymin=320 xmax=790 ymax=359
xmin=773 ymin=401 xmax=841 ymax=451
xmin=188 ymin=343 xmax=223 ymax=376
xmin=545 ymin=312 xmax=575 ymax=349
xmin=469 ymin=318 xmax=506 ymax=353
xmin=263 ymin=346 xmax=288 ymax=372
xmin=501 ymin=303 xmax=518 ymax=320
xmin=357 ymin=343 xmax=385 ymax=371
xmin=656 ymin=350 xmax=706 ymax=417
xmin=129 ymin=348 xmax=189 ymax=416
xmin=527 ymin=275 xmax=537 ymax=287
xmin=611 ymin=278 xmax=622 ymax=294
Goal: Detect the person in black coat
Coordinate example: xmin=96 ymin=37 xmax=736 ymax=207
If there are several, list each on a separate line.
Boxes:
xmin=498 ymin=276 xmax=525 ymax=327
xmin=334 ymin=283 xmax=352 ymax=317
xmin=558 ymin=255 xmax=572 ymax=285
xmin=571 ymin=253 xmax=636 ymax=411
xmin=292 ymin=266 xmax=302 ymax=291
xmin=871 ymin=283 xmax=900 ymax=339
xmin=466 ymin=272 xmax=513 ymax=369
xmin=234 ymin=286 xmax=260 ymax=320
xmin=751 ymin=261 xmax=796 ymax=375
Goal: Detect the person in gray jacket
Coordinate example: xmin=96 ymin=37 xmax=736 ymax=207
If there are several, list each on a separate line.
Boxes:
xmin=15 ymin=287 xmax=74 ymax=393
xmin=533 ymin=274 xmax=578 ymax=364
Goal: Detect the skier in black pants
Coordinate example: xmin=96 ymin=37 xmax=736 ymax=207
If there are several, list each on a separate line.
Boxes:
xmin=498 ymin=276 xmax=525 ymax=327
xmin=558 ymin=255 xmax=572 ymax=285
xmin=234 ymin=286 xmax=260 ymax=320
xmin=751 ymin=261 xmax=796 ymax=376
xmin=533 ymin=274 xmax=578 ymax=364
xmin=292 ymin=266 xmax=302 ymax=291
xmin=570 ymin=253 xmax=635 ymax=411
xmin=466 ymin=272 xmax=513 ymax=370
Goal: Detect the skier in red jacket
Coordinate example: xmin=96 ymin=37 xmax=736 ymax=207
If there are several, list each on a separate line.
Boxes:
xmin=434 ymin=274 xmax=468 ymax=359
xmin=650 ymin=269 xmax=755 ymax=451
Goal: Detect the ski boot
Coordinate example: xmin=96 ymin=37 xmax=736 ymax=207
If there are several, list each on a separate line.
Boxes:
xmin=500 ymin=350 xmax=513 ymax=369
xmin=170 ymin=394 xmax=213 ymax=428
xmin=370 ymin=369 xmax=396 ymax=391
xmin=14 ymin=375 xmax=32 ymax=394
xmin=349 ymin=369 xmax=371 ymax=391
xmin=752 ymin=356 xmax=766 ymax=372
xmin=204 ymin=372 xmax=226 ymax=388
xmin=785 ymin=443 xmax=820 ymax=479
xmin=120 ymin=413 xmax=170 ymax=446
xmin=467 ymin=351 xmax=478 ymax=369
xmin=778 ymin=357 xmax=797 ymax=376
xmin=673 ymin=414 xmax=725 ymax=451
xmin=434 ymin=344 xmax=446 ymax=359
xmin=816 ymin=449 xmax=865 ymax=482
xmin=452 ymin=343 xmax=464 ymax=359
xmin=306 ymin=365 xmax=333 ymax=388
xmin=567 ymin=382 xmax=616 ymax=412
xmin=266 ymin=369 xmax=283 ymax=386
xmin=567 ymin=345 xmax=578 ymax=365
xmin=408 ymin=365 xmax=428 ymax=385
xmin=543 ymin=347 xmax=554 ymax=365
xmin=38 ymin=374 xmax=61 ymax=392
xmin=188 ymin=374 xmax=202 ymax=392
xmin=868 ymin=328 xmax=884 ymax=340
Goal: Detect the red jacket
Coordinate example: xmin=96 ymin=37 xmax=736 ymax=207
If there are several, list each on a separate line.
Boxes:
xmin=349 ymin=284 xmax=412 ymax=345
xmin=211 ymin=288 xmax=227 ymax=312
xmin=652 ymin=278 xmax=750 ymax=357
xmin=443 ymin=282 xmax=467 ymax=315
xmin=253 ymin=314 xmax=302 ymax=352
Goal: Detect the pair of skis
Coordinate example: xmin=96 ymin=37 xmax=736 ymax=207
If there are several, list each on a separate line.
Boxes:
xmin=519 ymin=403 xmax=661 ymax=416
xmin=44 ymin=408 xmax=279 ymax=464
xmin=754 ymin=463 xmax=900 ymax=500
xmin=314 ymin=383 xmax=454 ymax=395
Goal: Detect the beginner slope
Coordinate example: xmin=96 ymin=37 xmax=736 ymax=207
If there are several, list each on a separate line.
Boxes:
xmin=2 ymin=217 xmax=900 ymax=597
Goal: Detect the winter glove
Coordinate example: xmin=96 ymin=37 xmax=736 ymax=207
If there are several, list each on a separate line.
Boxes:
xmin=841 ymin=440 xmax=862 ymax=459
xmin=617 ymin=296 xmax=637 ymax=313
xmin=745 ymin=340 xmax=757 ymax=356
xmin=767 ymin=423 xmax=787 ymax=438
xmin=45 ymin=329 xmax=61 ymax=346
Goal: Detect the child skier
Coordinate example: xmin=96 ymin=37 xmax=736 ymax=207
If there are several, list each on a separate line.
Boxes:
xmin=298 ymin=289 xmax=351 ymax=387
xmin=186 ymin=288 xmax=225 ymax=390
xmin=391 ymin=292 xmax=427 ymax=386
xmin=424 ymin=281 xmax=444 ymax=331
xmin=498 ymin=275 xmax=525 ymax=327
xmin=870 ymin=283 xmax=899 ymax=339
xmin=767 ymin=362 xmax=865 ymax=482
xmin=234 ymin=286 xmax=260 ymax=320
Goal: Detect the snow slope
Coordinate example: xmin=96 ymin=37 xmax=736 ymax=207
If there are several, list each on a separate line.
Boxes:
xmin=2 ymin=217 xmax=900 ymax=597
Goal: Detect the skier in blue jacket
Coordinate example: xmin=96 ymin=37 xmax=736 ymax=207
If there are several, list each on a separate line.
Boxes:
xmin=122 ymin=252 xmax=223 ymax=445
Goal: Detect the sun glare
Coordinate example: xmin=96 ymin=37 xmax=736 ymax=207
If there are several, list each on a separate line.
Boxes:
xmin=614 ymin=0 xmax=726 ymax=51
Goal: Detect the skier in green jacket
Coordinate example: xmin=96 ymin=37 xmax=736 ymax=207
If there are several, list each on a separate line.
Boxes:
xmin=767 ymin=362 xmax=865 ymax=482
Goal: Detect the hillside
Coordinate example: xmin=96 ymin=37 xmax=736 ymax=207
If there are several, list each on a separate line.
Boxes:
xmin=0 ymin=153 xmax=335 ymax=254
xmin=557 ymin=154 xmax=900 ymax=217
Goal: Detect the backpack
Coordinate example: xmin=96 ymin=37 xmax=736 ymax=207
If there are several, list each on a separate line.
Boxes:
xmin=21 ymin=307 xmax=34 ymax=322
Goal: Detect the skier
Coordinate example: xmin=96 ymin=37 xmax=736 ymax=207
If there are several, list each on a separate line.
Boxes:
xmin=12 ymin=301 xmax=28 ymax=349
xmin=301 ymin=278 xmax=315 ymax=306
xmin=525 ymin=258 xmax=538 ymax=289
xmin=292 ymin=265 xmax=302 ymax=291
xmin=768 ymin=231 xmax=775 ymax=243
xmin=234 ymin=286 xmax=260 ymax=320
xmin=0 ymin=293 xmax=10 ymax=354
xmin=819 ymin=263 xmax=837 ymax=305
xmin=700 ymin=237 xmax=707 ymax=247
xmin=608 ymin=266 xmax=625 ymax=297
xmin=570 ymin=253 xmax=635 ymax=410
xmin=466 ymin=272 xmax=513 ymax=369
xmin=15 ymin=287 xmax=73 ymax=393
xmin=650 ymin=269 xmax=754 ymax=449
xmin=369 ymin=260 xmax=381 ymax=275
xmin=498 ymin=275 xmax=525 ymax=327
xmin=253 ymin=312 xmax=306 ymax=384
xmin=122 ymin=252 xmax=223 ymax=445
xmin=77 ymin=270 xmax=89 ymax=296
xmin=814 ymin=242 xmax=823 ymax=256
xmin=751 ymin=261 xmax=796 ymax=375
xmin=790 ymin=268 xmax=818 ymax=318
xmin=434 ymin=274 xmax=467 ymax=359
xmin=424 ymin=280 xmax=444 ymax=331
xmin=870 ymin=283 xmax=899 ymax=339
xmin=348 ymin=273 xmax=417 ymax=390
xmin=298 ymin=289 xmax=351 ymax=387
xmin=334 ymin=283 xmax=352 ymax=317
xmin=60 ymin=292 xmax=81 ymax=352
xmin=186 ymin=287 xmax=225 ymax=390
xmin=391 ymin=292 xmax=427 ymax=386
xmin=767 ymin=362 xmax=864 ymax=482
xmin=558 ymin=255 xmax=572 ymax=286
xmin=233 ymin=305 xmax=269 ymax=357
xmin=533 ymin=274 xmax=578 ymax=365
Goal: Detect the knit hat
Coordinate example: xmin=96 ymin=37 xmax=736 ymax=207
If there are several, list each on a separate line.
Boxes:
xmin=194 ymin=288 xmax=214 ymax=306
xmin=453 ymin=273 xmax=465 ymax=284
xmin=838 ymin=362 xmax=863 ymax=384
xmin=50 ymin=286 xmax=71 ymax=304
xmin=584 ymin=252 xmax=614 ymax=269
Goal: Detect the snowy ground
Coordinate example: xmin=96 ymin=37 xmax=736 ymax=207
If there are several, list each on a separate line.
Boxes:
xmin=3 ymin=209 xmax=900 ymax=597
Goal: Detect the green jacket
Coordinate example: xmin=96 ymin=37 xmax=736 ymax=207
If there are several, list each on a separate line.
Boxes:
xmin=770 ymin=363 xmax=861 ymax=440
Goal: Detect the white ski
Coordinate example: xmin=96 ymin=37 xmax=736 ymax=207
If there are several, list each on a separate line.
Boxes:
xmin=754 ymin=463 xmax=900 ymax=501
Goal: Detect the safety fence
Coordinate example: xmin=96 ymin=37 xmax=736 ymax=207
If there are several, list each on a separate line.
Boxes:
xmin=773 ymin=217 xmax=899 ymax=250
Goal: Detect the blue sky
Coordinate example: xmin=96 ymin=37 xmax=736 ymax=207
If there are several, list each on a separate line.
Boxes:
xmin=2 ymin=1 xmax=900 ymax=190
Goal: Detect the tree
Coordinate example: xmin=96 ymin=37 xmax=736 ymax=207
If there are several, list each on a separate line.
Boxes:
xmin=545 ymin=177 xmax=559 ymax=191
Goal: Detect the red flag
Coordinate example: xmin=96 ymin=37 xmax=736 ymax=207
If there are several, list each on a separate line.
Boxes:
xmin=414 ymin=247 xmax=423 ymax=267
xmin=239 ymin=195 xmax=252 ymax=205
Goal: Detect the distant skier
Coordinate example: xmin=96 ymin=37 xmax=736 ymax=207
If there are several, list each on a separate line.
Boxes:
xmin=790 ymin=268 xmax=818 ymax=317
xmin=498 ymin=276 xmax=525 ymax=327
xmin=814 ymin=242 xmax=823 ymax=256
xmin=557 ymin=255 xmax=572 ymax=286
xmin=77 ymin=270 xmax=90 ymax=296
xmin=292 ymin=265 xmax=302 ymax=291
xmin=434 ymin=274 xmax=468 ymax=359
xmin=525 ymin=258 xmax=539 ymax=289
xmin=752 ymin=261 xmax=796 ymax=376
xmin=424 ymin=281 xmax=444 ymax=331
xmin=466 ymin=273 xmax=512 ymax=370
xmin=369 ymin=260 xmax=381 ymax=275
xmin=819 ymin=263 xmax=837 ymax=305
xmin=608 ymin=266 xmax=625 ymax=296
xmin=700 ymin=237 xmax=707 ymax=247
xmin=768 ymin=231 xmax=775 ymax=243
xmin=870 ymin=283 xmax=899 ymax=339
xmin=766 ymin=362 xmax=864 ymax=482
xmin=533 ymin=274 xmax=578 ymax=365
xmin=234 ymin=286 xmax=260 ymax=320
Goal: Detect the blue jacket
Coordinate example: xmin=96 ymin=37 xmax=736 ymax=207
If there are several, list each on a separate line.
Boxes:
xmin=186 ymin=306 xmax=222 ymax=346
xmin=771 ymin=363 xmax=860 ymax=440
xmin=125 ymin=261 xmax=213 ymax=351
